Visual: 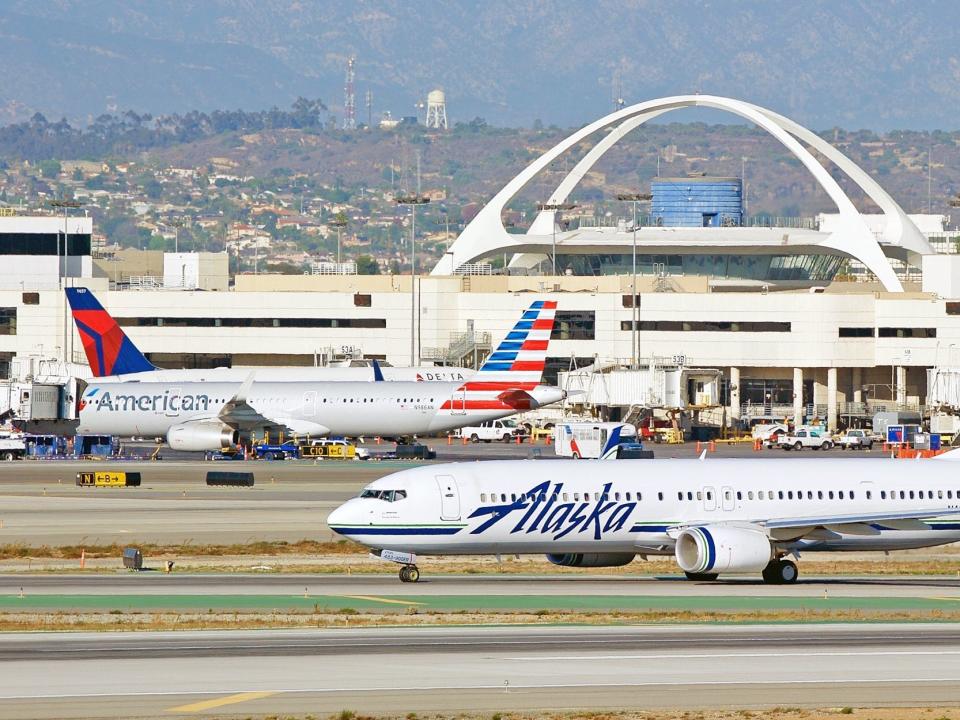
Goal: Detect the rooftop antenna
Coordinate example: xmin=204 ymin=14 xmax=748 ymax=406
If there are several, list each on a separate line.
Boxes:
xmin=613 ymin=70 xmax=625 ymax=112
xmin=343 ymin=56 xmax=356 ymax=130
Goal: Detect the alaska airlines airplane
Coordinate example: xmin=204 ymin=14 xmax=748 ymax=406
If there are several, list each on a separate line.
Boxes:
xmin=75 ymin=301 xmax=564 ymax=449
xmin=328 ymin=455 xmax=960 ymax=584
xmin=65 ymin=287 xmax=474 ymax=383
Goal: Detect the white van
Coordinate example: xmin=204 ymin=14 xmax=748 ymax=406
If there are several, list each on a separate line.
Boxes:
xmin=554 ymin=422 xmax=638 ymax=459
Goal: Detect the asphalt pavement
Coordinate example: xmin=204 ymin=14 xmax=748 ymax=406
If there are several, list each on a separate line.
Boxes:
xmin=1 ymin=624 xmax=958 ymax=719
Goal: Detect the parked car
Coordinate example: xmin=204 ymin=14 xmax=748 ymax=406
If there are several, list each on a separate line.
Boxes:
xmin=779 ymin=428 xmax=834 ymax=451
xmin=838 ymin=429 xmax=874 ymax=450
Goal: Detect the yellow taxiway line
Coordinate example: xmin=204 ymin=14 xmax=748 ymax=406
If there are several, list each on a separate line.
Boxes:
xmin=167 ymin=690 xmax=276 ymax=713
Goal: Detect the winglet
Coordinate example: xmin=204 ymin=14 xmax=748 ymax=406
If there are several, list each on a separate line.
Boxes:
xmin=234 ymin=371 xmax=256 ymax=403
xmin=66 ymin=287 xmax=156 ymax=376
xmin=372 ymin=359 xmax=385 ymax=382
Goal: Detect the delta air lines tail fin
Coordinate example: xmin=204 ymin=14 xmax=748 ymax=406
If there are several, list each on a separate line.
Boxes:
xmin=66 ymin=287 xmax=156 ymax=377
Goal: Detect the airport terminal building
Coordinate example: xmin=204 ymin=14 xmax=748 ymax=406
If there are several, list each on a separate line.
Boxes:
xmin=4 ymin=95 xmax=960 ymax=433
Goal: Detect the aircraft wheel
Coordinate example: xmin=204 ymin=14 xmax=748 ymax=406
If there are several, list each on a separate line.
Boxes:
xmin=399 ymin=566 xmax=410 ymax=582
xmin=407 ymin=566 xmax=420 ymax=582
xmin=762 ymin=558 xmax=799 ymax=584
xmin=683 ymin=571 xmax=719 ymax=581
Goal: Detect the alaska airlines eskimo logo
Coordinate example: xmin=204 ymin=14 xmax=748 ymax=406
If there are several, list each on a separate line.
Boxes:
xmin=468 ymin=480 xmax=635 ymax=540
xmin=83 ymin=387 xmax=211 ymax=413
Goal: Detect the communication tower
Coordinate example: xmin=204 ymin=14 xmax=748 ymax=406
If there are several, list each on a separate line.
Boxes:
xmin=365 ymin=90 xmax=373 ymax=128
xmin=425 ymin=89 xmax=448 ymax=130
xmin=343 ymin=57 xmax=356 ymax=130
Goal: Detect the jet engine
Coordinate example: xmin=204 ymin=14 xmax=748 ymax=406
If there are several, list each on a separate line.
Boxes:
xmin=674 ymin=525 xmax=772 ymax=575
xmin=167 ymin=421 xmax=238 ymax=452
xmin=546 ymin=553 xmax=635 ymax=568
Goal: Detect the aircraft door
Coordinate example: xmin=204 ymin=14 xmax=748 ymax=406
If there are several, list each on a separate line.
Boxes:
xmin=450 ymin=387 xmax=466 ymax=415
xmin=721 ymin=486 xmax=735 ymax=511
xmin=435 ymin=474 xmax=461 ymax=520
xmin=702 ymin=486 xmax=717 ymax=511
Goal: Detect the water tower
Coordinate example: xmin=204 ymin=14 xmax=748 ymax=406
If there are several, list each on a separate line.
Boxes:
xmin=425 ymin=89 xmax=448 ymax=129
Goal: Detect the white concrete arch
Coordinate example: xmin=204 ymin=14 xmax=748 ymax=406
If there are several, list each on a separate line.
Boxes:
xmin=433 ymin=94 xmax=920 ymax=292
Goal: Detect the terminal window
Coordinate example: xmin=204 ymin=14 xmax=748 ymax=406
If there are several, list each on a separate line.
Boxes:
xmin=877 ymin=327 xmax=936 ymax=338
xmin=0 ymin=308 xmax=16 ymax=335
xmin=838 ymin=327 xmax=874 ymax=337
xmin=552 ymin=311 xmax=595 ymax=340
xmin=624 ymin=320 xmax=790 ymax=332
xmin=117 ymin=316 xmax=387 ymax=329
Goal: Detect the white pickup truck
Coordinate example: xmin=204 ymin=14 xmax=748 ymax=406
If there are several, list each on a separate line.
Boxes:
xmin=455 ymin=419 xmax=527 ymax=443
xmin=0 ymin=435 xmax=26 ymax=460
xmin=838 ymin=429 xmax=874 ymax=450
xmin=778 ymin=428 xmax=834 ymax=451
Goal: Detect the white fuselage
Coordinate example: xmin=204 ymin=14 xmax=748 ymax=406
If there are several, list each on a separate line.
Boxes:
xmin=328 ymin=458 xmax=960 ymax=555
xmin=94 ymin=366 xmax=475 ymax=384
xmin=77 ymin=380 xmax=562 ymax=438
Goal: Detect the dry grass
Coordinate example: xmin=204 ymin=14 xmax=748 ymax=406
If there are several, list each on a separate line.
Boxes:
xmin=5 ymin=606 xmax=960 ymax=632
xmin=1 ymin=540 xmax=959 ymax=577
xmin=297 ymin=710 xmax=960 ymax=720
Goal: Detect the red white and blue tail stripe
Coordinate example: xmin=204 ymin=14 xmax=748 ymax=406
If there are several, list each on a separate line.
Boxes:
xmin=441 ymin=301 xmax=557 ymax=411
xmin=66 ymin=287 xmax=156 ymax=377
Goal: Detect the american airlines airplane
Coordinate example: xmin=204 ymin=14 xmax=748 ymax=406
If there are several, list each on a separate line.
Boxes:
xmin=65 ymin=287 xmax=474 ymax=383
xmin=328 ymin=455 xmax=960 ymax=584
xmin=75 ymin=301 xmax=564 ymax=450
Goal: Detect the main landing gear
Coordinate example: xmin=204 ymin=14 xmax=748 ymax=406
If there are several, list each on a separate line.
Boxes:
xmin=399 ymin=565 xmax=421 ymax=583
xmin=762 ymin=557 xmax=798 ymax=584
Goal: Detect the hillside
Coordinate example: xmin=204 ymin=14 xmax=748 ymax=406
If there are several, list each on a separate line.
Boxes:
xmin=3 ymin=1 xmax=960 ymax=130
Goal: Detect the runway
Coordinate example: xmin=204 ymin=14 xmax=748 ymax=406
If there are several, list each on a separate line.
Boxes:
xmin=1 ymin=624 xmax=959 ymax=719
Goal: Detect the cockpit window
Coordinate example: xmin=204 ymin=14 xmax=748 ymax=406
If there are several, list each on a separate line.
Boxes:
xmin=359 ymin=489 xmax=407 ymax=502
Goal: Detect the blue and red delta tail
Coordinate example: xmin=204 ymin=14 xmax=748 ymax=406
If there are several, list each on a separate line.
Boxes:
xmin=442 ymin=301 xmax=557 ymax=411
xmin=66 ymin=287 xmax=156 ymax=377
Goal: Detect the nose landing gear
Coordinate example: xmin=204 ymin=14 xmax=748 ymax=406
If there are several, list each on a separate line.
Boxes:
xmin=399 ymin=565 xmax=421 ymax=583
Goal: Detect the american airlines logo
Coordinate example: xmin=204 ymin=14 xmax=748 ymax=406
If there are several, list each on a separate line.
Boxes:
xmin=83 ymin=388 xmax=212 ymax=413
xmin=467 ymin=480 xmax=636 ymax=540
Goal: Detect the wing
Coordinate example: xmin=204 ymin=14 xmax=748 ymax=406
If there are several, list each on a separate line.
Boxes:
xmin=217 ymin=373 xmax=331 ymax=436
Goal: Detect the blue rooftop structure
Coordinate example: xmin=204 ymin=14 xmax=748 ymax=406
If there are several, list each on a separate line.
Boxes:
xmin=651 ymin=176 xmax=743 ymax=228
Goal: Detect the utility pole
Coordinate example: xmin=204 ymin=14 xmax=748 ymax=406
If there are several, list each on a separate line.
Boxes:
xmin=536 ymin=202 xmax=577 ymax=276
xmin=617 ymin=192 xmax=652 ymax=368
xmin=395 ymin=193 xmax=430 ymax=365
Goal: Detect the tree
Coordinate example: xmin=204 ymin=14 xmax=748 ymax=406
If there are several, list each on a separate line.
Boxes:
xmin=38 ymin=159 xmax=61 ymax=178
xmin=356 ymin=254 xmax=380 ymax=275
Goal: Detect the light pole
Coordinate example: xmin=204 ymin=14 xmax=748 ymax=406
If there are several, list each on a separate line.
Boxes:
xmin=395 ymin=193 xmax=430 ymax=365
xmin=536 ymin=202 xmax=577 ymax=276
xmin=171 ymin=217 xmax=186 ymax=254
xmin=49 ymin=199 xmax=81 ymax=365
xmin=617 ymin=192 xmax=651 ymax=368
xmin=49 ymin=200 xmax=81 ymax=290
xmin=328 ymin=213 xmax=348 ymax=265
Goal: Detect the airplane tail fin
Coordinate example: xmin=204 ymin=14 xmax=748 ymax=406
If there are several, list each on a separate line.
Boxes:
xmin=473 ymin=300 xmax=557 ymax=388
xmin=66 ymin=287 xmax=156 ymax=377
xmin=441 ymin=301 xmax=558 ymax=413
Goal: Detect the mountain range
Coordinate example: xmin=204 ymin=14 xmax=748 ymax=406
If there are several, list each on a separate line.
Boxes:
xmin=3 ymin=1 xmax=960 ymax=130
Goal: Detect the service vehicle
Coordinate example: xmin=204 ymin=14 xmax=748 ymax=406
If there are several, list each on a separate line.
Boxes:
xmin=778 ymin=427 xmax=834 ymax=451
xmin=0 ymin=433 xmax=26 ymax=461
xmin=838 ymin=429 xmax=874 ymax=450
xmin=554 ymin=422 xmax=639 ymax=459
xmin=455 ymin=419 xmax=527 ymax=443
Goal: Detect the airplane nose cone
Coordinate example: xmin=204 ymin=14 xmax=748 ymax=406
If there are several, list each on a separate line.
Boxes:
xmin=326 ymin=502 xmax=353 ymax=535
